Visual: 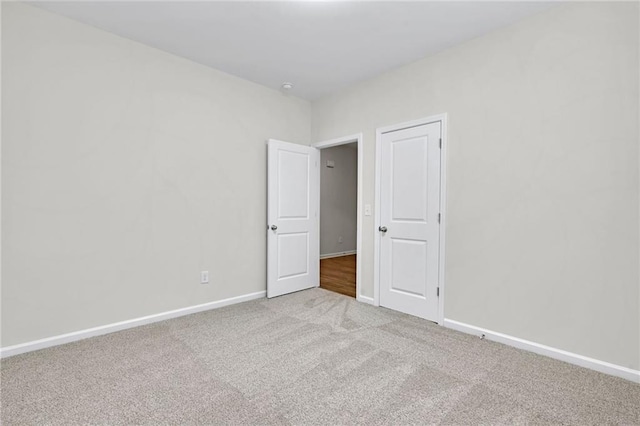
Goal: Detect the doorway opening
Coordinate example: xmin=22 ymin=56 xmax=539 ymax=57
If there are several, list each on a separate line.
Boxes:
xmin=313 ymin=134 xmax=363 ymax=299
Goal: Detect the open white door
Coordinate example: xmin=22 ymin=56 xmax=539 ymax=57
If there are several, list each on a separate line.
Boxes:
xmin=267 ymin=139 xmax=319 ymax=298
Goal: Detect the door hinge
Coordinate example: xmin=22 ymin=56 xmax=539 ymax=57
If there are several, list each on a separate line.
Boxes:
xmin=439 ymin=138 xmax=442 ymax=149
xmin=438 ymin=213 xmax=441 ymax=223
xmin=437 ymin=287 xmax=440 ymax=297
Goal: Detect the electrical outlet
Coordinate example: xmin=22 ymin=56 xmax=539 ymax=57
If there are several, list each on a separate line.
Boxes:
xmin=338 ymin=236 xmax=343 ymax=244
xmin=201 ymin=271 xmax=209 ymax=284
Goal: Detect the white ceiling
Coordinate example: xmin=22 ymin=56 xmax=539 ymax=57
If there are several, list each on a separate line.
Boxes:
xmin=32 ymin=1 xmax=556 ymax=100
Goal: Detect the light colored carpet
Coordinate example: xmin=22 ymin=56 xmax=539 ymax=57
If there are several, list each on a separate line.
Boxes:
xmin=1 ymin=288 xmax=639 ymax=425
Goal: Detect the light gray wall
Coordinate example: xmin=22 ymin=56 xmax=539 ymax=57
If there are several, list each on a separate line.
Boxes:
xmin=1 ymin=3 xmax=311 ymax=347
xmin=312 ymin=3 xmax=640 ymax=370
xmin=320 ymin=144 xmax=357 ymax=256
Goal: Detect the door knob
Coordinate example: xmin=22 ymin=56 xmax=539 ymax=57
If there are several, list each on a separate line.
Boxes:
xmin=378 ymin=226 xmax=387 ymax=233
xmin=271 ymin=225 xmax=278 ymax=231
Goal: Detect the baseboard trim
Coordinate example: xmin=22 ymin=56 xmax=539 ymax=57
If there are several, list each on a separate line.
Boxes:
xmin=443 ymin=319 xmax=640 ymax=383
xmin=356 ymin=295 xmax=375 ymax=305
xmin=0 ymin=291 xmax=266 ymax=359
xmin=320 ymin=250 xmax=357 ymax=260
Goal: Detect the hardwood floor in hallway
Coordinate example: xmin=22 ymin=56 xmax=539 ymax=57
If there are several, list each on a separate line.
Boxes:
xmin=319 ymin=254 xmax=356 ymax=298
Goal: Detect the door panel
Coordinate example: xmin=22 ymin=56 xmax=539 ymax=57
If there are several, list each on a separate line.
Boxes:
xmin=278 ymin=150 xmax=310 ymax=219
xmin=379 ymin=122 xmax=441 ymax=320
xmin=277 ymin=232 xmax=309 ymax=279
xmin=268 ymin=140 xmax=319 ymax=298
xmin=390 ymin=238 xmax=428 ymax=297
xmin=392 ymin=137 xmax=428 ymax=221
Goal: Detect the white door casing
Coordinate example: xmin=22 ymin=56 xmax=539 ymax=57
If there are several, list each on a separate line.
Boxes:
xmin=378 ymin=121 xmax=442 ymax=321
xmin=267 ymin=139 xmax=319 ymax=298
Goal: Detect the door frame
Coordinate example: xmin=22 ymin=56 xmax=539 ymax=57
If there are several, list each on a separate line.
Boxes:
xmin=312 ymin=133 xmax=364 ymax=302
xmin=374 ymin=114 xmax=448 ymax=325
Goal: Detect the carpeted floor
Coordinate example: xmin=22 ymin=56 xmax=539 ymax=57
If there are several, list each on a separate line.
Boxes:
xmin=1 ymin=288 xmax=639 ymax=425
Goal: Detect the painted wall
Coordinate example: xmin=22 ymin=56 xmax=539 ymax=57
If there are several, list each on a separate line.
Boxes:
xmin=320 ymin=143 xmax=357 ymax=256
xmin=1 ymin=3 xmax=311 ymax=347
xmin=312 ymin=3 xmax=640 ymax=370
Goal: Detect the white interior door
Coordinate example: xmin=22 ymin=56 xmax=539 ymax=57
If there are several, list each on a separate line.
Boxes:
xmin=267 ymin=139 xmax=319 ymax=298
xmin=379 ymin=122 xmax=441 ymax=320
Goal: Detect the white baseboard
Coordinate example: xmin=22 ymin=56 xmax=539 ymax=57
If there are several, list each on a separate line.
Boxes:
xmin=356 ymin=295 xmax=375 ymax=306
xmin=0 ymin=291 xmax=266 ymax=359
xmin=320 ymin=250 xmax=357 ymax=260
xmin=443 ymin=319 xmax=640 ymax=384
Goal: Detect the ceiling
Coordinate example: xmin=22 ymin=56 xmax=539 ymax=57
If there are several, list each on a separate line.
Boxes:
xmin=32 ymin=1 xmax=556 ymax=100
